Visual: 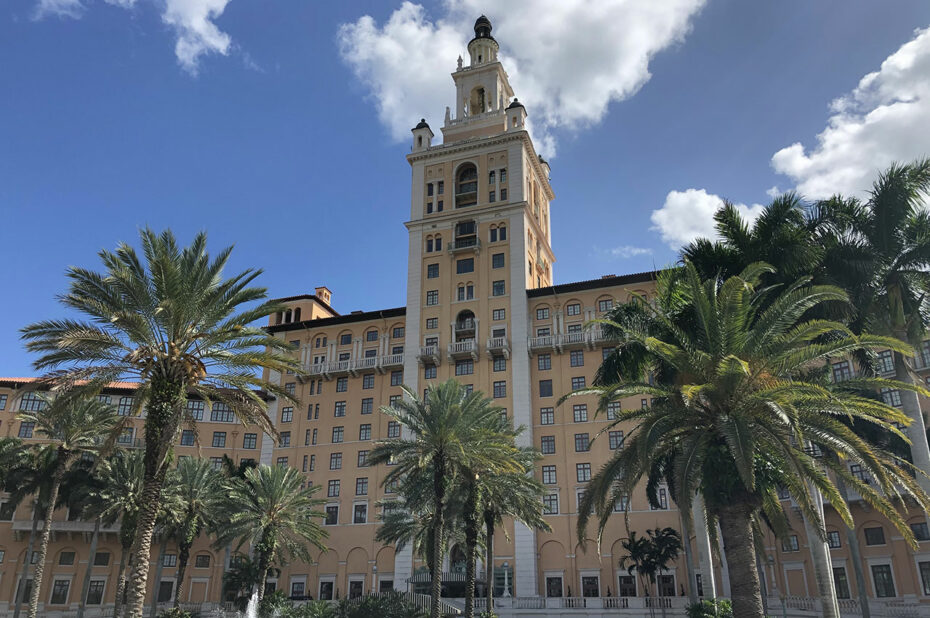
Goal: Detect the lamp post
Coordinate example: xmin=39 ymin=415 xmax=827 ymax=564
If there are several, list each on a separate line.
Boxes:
xmin=372 ymin=564 xmax=378 ymax=594
xmin=502 ymin=561 xmax=511 ymax=597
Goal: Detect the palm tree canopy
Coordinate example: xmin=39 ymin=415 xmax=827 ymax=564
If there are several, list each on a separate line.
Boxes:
xmin=571 ymin=262 xmax=930 ymax=548
xmin=163 ymin=457 xmax=227 ymax=545
xmin=17 ymin=394 xmax=121 ymax=459
xmin=20 ymin=228 xmax=302 ymax=446
xmin=215 ymin=463 xmax=328 ymax=567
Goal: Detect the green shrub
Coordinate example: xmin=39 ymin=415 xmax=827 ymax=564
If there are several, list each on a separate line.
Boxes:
xmin=157 ymin=609 xmax=195 ymax=618
xmin=334 ymin=592 xmax=427 ymax=618
xmin=686 ymin=599 xmax=733 ymax=618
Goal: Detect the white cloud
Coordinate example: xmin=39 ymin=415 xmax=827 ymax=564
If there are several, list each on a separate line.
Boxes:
xmin=338 ymin=0 xmax=707 ymax=156
xmin=34 ymin=0 xmax=83 ymax=19
xmin=772 ymin=26 xmax=930 ymax=199
xmin=765 ymin=185 xmax=781 ymax=198
xmin=650 ymin=188 xmax=764 ymax=249
xmin=603 ymin=245 xmax=653 ymax=259
xmin=33 ymin=0 xmax=231 ymax=74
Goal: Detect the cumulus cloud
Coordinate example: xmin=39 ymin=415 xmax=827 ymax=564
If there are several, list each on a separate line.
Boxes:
xmin=338 ymin=0 xmax=706 ymax=156
xmin=34 ymin=0 xmax=84 ymax=19
xmin=602 ymin=245 xmax=653 ymax=259
xmin=33 ymin=0 xmax=231 ymax=74
xmin=772 ymin=26 xmax=930 ymax=199
xmin=650 ymin=188 xmax=764 ymax=249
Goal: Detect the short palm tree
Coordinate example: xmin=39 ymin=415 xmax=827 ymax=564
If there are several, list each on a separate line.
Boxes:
xmin=618 ymin=527 xmax=681 ymax=616
xmin=17 ymin=394 xmax=119 ymax=618
xmin=20 ymin=229 xmax=302 ymax=618
xmin=214 ymin=464 xmax=328 ymax=602
xmin=572 ymin=263 xmax=930 ymax=618
xmin=369 ymin=380 xmax=522 ymax=618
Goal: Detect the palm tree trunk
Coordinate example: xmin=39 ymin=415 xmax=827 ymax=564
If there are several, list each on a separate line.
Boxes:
xmin=431 ymin=457 xmax=446 ymax=618
xmin=463 ymin=478 xmax=479 ymax=618
xmin=174 ymin=541 xmax=192 ymax=608
xmin=714 ymin=502 xmax=764 ymax=618
xmin=26 ymin=462 xmax=64 ymax=618
xmin=484 ymin=511 xmax=494 ymax=613
xmin=149 ymin=535 xmax=169 ymax=618
xmin=113 ymin=546 xmax=131 ymax=618
xmin=894 ymin=350 xmax=930 ymax=508
xmin=256 ymin=549 xmax=272 ymax=603
xmin=679 ymin=510 xmax=698 ymax=605
xmin=13 ymin=503 xmax=40 ymax=618
xmin=805 ymin=482 xmax=839 ymax=618
xmin=124 ymin=471 xmax=163 ymax=618
xmin=77 ymin=517 xmax=102 ymax=618
xmin=834 ymin=469 xmax=870 ymax=618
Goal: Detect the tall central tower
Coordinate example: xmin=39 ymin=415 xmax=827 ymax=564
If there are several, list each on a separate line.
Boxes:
xmin=399 ymin=15 xmax=555 ymax=596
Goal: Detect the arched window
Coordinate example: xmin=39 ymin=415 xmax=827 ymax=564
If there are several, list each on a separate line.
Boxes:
xmin=456 ymin=164 xmax=478 ymax=208
xmin=293 ymin=308 xmax=301 ymax=322
xmin=454 ymin=310 xmax=476 ymax=341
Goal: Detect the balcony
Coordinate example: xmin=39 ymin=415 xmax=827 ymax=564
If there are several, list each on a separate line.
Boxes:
xmin=556 ymin=330 xmax=586 ymax=351
xmin=306 ymin=362 xmax=326 ymax=377
xmin=486 ymin=337 xmax=510 ymax=359
xmin=448 ymin=238 xmax=481 ymax=254
xmin=455 ymin=318 xmax=476 ymax=333
xmin=351 ymin=356 xmax=379 ymax=376
xmin=447 ymin=340 xmax=478 ymax=361
xmin=528 ymin=327 xmax=612 ymax=355
xmin=417 ymin=345 xmax=441 ymax=366
xmin=528 ymin=334 xmax=555 ymax=352
xmin=378 ymin=353 xmax=404 ymax=371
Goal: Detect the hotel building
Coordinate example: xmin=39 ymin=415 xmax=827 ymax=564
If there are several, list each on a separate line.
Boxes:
xmin=1 ymin=15 xmax=930 ymax=616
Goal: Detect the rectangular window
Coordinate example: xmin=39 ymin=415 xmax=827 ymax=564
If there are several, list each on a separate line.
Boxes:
xmin=426 ymin=290 xmax=439 ymax=306
xmin=865 ymin=526 xmax=886 ymax=545
xmin=919 ymin=561 xmax=930 ymax=595
xmin=387 ymin=421 xmax=401 ymax=438
xmin=163 ymin=553 xmax=178 ymax=567
xmin=832 ymin=360 xmax=852 ymax=382
xmin=573 ymin=404 xmax=588 ymax=423
xmin=210 ymin=403 xmax=234 ymax=423
xmin=539 ymin=380 xmax=553 ymax=397
xmin=456 ymin=258 xmax=475 ymax=274
xmin=325 ymin=505 xmax=338 ymax=525
xmin=309 ymin=455 xmax=316 ymax=471
xmin=186 ymin=399 xmax=204 ymax=420
xmin=426 ymin=317 xmax=438 ymax=329
xmin=615 ymin=495 xmax=630 ymax=512
xmin=424 ymin=365 xmax=437 ymax=379
xmin=881 ymin=388 xmax=902 ymax=407
xmin=356 ymin=477 xmax=369 ymax=495
xmin=362 ymin=373 xmax=374 ymax=389
xmin=279 ymin=432 xmax=290 ymax=447
xmin=334 ymin=401 xmax=346 ymax=417
xmin=827 ymin=530 xmax=842 ymax=548
xmin=427 ymin=183 xmax=433 ymax=196
xmin=180 ymin=430 xmax=195 ymax=446
xmin=537 ymin=327 xmax=551 ymax=336
xmin=576 ymin=463 xmax=592 ymax=482
xmin=354 ymin=504 xmax=368 ymax=524
xmin=543 ymin=493 xmax=559 ymax=515
xmin=276 ymin=456 xmax=288 ymax=468
xmin=359 ymin=424 xmax=372 ymax=441
xmin=602 ymin=347 xmax=614 ymax=361
xmin=609 ymin=430 xmax=624 ymax=450
xmin=540 ymin=436 xmax=556 ymax=454
xmin=334 ymin=376 xmax=347 ymax=392
xmin=492 ymin=253 xmax=505 ymax=268
xmin=456 ymin=359 xmax=474 ymax=375
xmin=492 ymin=280 xmax=506 ymax=296
xmin=492 ymin=308 xmax=505 ymax=321
xmin=493 ymin=381 xmax=507 ymax=398
xmin=361 ymin=398 xmax=374 ymax=414
xmin=357 ymin=450 xmax=369 ymax=467
xmin=911 ymin=522 xmax=930 ymax=541
xmin=304 ymin=429 xmax=311 ymax=446
xmin=540 ymin=407 xmax=554 ymax=425
xmin=195 ymin=554 xmax=211 ymax=568
xmin=94 ymin=552 xmax=110 ymax=566
xmin=536 ymin=307 xmax=550 ymax=320
xmin=571 ymin=376 xmax=586 ymax=390
xmin=86 ymin=580 xmax=105 ymax=605
xmin=598 ymin=299 xmax=613 ymax=312
xmin=212 ymin=432 xmax=226 ymax=448
xmin=50 ymin=580 xmax=71 ymax=605
xmin=542 ymin=465 xmax=557 ymax=485
xmin=332 ymin=426 xmax=344 ymax=443
xmin=877 ymin=349 xmax=894 ymax=373
xmin=872 ymin=564 xmax=896 ymax=598
xmin=340 ymin=333 xmax=352 ymax=345
xmin=492 ymin=357 xmax=507 ymax=372
xmin=427 ymin=263 xmax=439 ymax=279
xmin=574 ymin=433 xmax=590 ymax=452
xmin=537 ymin=354 xmax=551 ymax=370
xmin=500 ymin=188 xmax=507 ymax=200
xmin=833 ymin=567 xmax=850 ymax=599
xmin=117 ymin=396 xmax=134 ymax=416
xmin=391 ymin=370 xmax=403 ymax=386
xmin=570 ymin=350 xmax=584 ymax=367
xmin=284 ymin=382 xmax=296 ymax=396
xmin=281 ymin=406 xmax=293 ymax=423
xmin=782 ymin=535 xmax=800 ymax=552
xmin=619 ymin=576 xmax=636 ymax=597
xmin=312 ymin=428 xmax=318 ymax=444
xmin=566 ymin=303 xmax=581 ymax=316
xmin=437 ymin=181 xmax=444 ymax=194
xmin=652 ymin=487 xmax=669 ymax=510
xmin=59 ymin=551 xmax=75 ymax=565
xmin=327 ymin=480 xmax=340 ymax=497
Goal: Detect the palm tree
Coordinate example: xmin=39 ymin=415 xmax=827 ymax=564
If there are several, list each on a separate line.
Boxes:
xmin=16 ymin=394 xmax=119 ymax=618
xmin=214 ymin=464 xmax=328 ymax=602
xmin=84 ymin=451 xmax=146 ymax=616
xmin=20 ymin=229 xmax=302 ymax=618
xmin=167 ymin=457 xmax=226 ymax=608
xmin=476 ymin=449 xmax=550 ymax=614
xmin=369 ymin=380 xmax=521 ymax=618
xmin=572 ymin=263 xmax=930 ymax=618
xmin=618 ymin=527 xmax=682 ymax=616
xmin=0 ymin=436 xmax=25 ymax=488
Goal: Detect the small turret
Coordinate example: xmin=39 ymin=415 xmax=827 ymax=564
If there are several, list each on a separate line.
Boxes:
xmin=411 ymin=118 xmax=434 ymax=152
xmin=505 ymin=98 xmax=526 ymax=131
xmin=467 ymin=15 xmax=499 ymax=66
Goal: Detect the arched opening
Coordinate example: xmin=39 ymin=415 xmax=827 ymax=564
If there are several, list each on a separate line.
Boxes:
xmin=456 ymin=164 xmax=478 ymax=208
xmin=454 ymin=220 xmax=477 ymax=249
xmin=454 ymin=310 xmax=476 ymax=342
xmin=417 ymin=136 xmax=423 ymax=147
xmin=469 ymin=87 xmax=486 ymax=114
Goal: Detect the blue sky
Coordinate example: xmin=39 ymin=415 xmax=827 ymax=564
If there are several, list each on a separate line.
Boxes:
xmin=1 ymin=0 xmax=929 ymax=376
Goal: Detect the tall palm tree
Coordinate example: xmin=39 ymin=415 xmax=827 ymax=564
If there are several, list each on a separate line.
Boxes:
xmin=84 ymin=451 xmax=146 ymax=617
xmin=16 ymin=395 xmax=119 ymax=618
xmin=168 ymin=457 xmax=226 ymax=608
xmin=477 ymin=452 xmax=550 ymax=614
xmin=369 ymin=380 xmax=521 ymax=618
xmin=814 ymin=159 xmax=930 ymax=495
xmin=0 ymin=436 xmax=25 ymax=489
xmin=214 ymin=464 xmax=328 ymax=602
xmin=572 ymin=263 xmax=930 ymax=618
xmin=20 ymin=229 xmax=302 ymax=618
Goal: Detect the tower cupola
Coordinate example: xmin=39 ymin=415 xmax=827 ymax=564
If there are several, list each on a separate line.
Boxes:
xmin=467 ymin=15 xmax=499 ymax=66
